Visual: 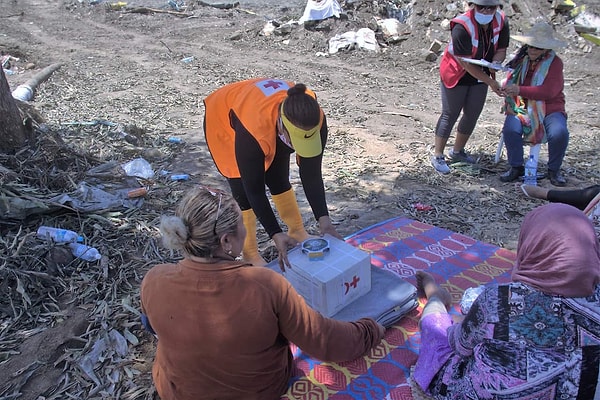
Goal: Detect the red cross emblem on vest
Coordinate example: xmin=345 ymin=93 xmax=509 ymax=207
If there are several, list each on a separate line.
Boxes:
xmin=263 ymin=80 xmax=284 ymax=90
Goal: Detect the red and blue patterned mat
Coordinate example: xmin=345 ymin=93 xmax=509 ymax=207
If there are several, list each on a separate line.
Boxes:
xmin=281 ymin=217 xmax=516 ymax=399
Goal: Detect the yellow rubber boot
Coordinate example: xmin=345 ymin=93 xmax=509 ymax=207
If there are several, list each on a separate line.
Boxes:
xmin=272 ymin=188 xmax=310 ymax=242
xmin=241 ymin=209 xmax=267 ymax=266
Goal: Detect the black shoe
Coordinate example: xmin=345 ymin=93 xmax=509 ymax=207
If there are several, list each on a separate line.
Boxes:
xmin=500 ymin=166 xmax=525 ymax=182
xmin=548 ymin=170 xmax=567 ymax=187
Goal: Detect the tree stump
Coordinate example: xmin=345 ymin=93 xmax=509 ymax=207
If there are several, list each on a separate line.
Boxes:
xmin=0 ymin=67 xmax=28 ymax=152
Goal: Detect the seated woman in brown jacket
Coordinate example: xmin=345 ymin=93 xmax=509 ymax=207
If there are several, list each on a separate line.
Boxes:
xmin=140 ymin=186 xmax=385 ymax=400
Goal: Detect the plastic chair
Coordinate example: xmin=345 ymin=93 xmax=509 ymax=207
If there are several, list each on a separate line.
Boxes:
xmin=495 ymin=135 xmax=541 ymax=168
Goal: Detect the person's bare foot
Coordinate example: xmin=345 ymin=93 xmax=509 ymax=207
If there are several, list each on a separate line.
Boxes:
xmin=520 ymin=184 xmax=549 ymax=200
xmin=415 ymin=271 xmax=452 ymax=309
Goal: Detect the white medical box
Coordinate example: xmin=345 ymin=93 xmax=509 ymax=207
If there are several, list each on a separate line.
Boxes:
xmin=283 ymin=234 xmax=372 ymax=317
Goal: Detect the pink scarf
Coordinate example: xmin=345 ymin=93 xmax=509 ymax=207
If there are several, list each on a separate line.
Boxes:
xmin=512 ymin=203 xmax=600 ymax=297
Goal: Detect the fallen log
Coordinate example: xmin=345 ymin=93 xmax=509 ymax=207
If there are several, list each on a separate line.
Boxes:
xmin=12 ymin=62 xmax=62 ymax=102
xmin=197 ymin=1 xmax=240 ymax=9
xmin=124 ymin=7 xmax=193 ymax=17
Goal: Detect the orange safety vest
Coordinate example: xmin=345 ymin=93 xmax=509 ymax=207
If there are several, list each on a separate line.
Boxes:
xmin=439 ymin=9 xmax=505 ymax=88
xmin=204 ymin=78 xmax=318 ymax=178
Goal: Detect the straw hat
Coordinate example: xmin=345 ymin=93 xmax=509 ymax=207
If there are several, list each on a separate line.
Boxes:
xmin=470 ymin=0 xmax=501 ymax=6
xmin=511 ymin=22 xmax=568 ymax=49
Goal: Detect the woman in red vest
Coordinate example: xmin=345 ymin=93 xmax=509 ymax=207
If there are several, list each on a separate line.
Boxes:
xmin=203 ymin=78 xmax=342 ymax=270
xmin=431 ymin=0 xmax=509 ymax=174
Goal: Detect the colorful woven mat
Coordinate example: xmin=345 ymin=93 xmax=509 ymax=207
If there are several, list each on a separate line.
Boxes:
xmin=280 ymin=217 xmax=516 ymax=400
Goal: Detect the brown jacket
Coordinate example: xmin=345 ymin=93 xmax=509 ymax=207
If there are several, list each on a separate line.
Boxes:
xmin=140 ymin=259 xmax=383 ymax=400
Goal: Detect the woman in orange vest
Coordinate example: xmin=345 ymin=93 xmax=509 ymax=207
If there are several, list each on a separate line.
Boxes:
xmin=203 ymin=78 xmax=342 ymax=270
xmin=431 ymin=0 xmax=509 ymax=174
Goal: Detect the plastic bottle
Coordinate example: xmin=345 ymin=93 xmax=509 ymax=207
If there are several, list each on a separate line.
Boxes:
xmin=170 ymin=174 xmax=189 ymax=181
xmin=68 ymin=243 xmax=102 ymax=261
xmin=37 ymin=226 xmax=83 ymax=243
xmin=524 ymin=155 xmax=537 ymax=186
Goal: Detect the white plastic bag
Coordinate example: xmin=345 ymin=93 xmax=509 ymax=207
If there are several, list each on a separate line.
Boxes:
xmin=121 ymin=158 xmax=155 ymax=179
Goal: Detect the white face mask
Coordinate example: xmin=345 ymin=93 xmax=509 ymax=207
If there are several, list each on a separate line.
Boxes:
xmin=474 ymin=11 xmax=494 ymax=25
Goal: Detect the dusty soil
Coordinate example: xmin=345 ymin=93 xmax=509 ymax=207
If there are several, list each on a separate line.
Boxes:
xmin=1 ymin=0 xmax=599 ymax=398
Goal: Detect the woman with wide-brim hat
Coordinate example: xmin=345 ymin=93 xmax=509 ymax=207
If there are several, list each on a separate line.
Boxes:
xmin=499 ymin=21 xmax=570 ymax=186
xmin=430 ymin=0 xmax=510 ymax=175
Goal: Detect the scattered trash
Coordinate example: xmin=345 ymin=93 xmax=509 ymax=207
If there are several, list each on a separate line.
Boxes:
xmin=62 ymin=119 xmax=118 ymax=127
xmin=50 ymin=181 xmax=146 ymax=213
xmin=328 ymin=28 xmax=379 ymax=54
xmin=170 ymin=174 xmax=189 ymax=181
xmin=262 ymin=21 xmax=276 ymax=36
xmin=37 ymin=226 xmax=83 ymax=243
xmin=572 ymin=5 xmax=600 ymax=34
xmin=126 ymin=187 xmax=148 ymax=198
xmin=552 ymin=0 xmax=576 ymax=12
xmin=69 ymin=242 xmax=102 ymax=261
xmin=413 ymin=203 xmax=433 ymax=211
xmin=1 ymin=55 xmax=15 ymax=68
xmin=167 ymin=136 xmax=184 ymax=143
xmin=180 ymin=56 xmax=194 ymax=63
xmin=376 ymin=17 xmax=407 ymax=44
xmin=168 ymin=0 xmax=185 ymax=11
xmin=109 ymin=2 xmax=127 ymax=10
xmin=37 ymin=226 xmax=101 ymax=261
xmin=387 ymin=2 xmax=412 ymax=23
xmin=1 ymin=55 xmax=20 ymax=72
xmin=261 ymin=20 xmax=298 ymax=36
xmin=121 ymin=158 xmax=155 ymax=179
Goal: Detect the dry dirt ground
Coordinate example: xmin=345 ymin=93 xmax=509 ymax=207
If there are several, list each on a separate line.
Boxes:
xmin=0 ymin=0 xmax=599 ymax=398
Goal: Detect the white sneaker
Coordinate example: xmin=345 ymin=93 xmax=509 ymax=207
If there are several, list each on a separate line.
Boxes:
xmin=431 ymin=155 xmax=450 ymax=174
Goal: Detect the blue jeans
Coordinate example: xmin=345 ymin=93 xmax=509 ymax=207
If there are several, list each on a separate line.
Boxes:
xmin=502 ymin=112 xmax=569 ymax=172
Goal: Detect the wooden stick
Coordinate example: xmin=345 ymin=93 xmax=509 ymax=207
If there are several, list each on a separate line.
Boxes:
xmin=124 ymin=7 xmax=193 ymax=17
xmin=197 ymin=1 xmax=240 ymax=9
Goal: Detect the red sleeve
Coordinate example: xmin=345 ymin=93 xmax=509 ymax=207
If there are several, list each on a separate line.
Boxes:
xmin=272 ymin=273 xmax=383 ymax=362
xmin=519 ymin=57 xmax=564 ymax=102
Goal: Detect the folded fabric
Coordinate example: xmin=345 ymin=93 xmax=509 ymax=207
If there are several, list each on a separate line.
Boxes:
xmin=332 ymin=266 xmax=418 ymax=327
xmin=267 ymin=257 xmax=418 ymax=328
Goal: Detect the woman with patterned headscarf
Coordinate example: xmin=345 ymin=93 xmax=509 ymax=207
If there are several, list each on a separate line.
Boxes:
xmin=412 ymin=203 xmax=600 ymax=399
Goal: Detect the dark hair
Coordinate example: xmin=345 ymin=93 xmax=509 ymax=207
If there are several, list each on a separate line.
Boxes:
xmin=507 ymin=45 xmax=530 ymax=69
xmin=282 ymin=83 xmax=321 ymax=129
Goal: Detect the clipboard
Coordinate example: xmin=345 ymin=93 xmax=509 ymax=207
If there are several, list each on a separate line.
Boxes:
xmin=459 ymin=57 xmax=513 ymax=72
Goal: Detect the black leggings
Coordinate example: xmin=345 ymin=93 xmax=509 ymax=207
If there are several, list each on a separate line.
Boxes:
xmin=547 ymin=185 xmax=600 ymax=211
